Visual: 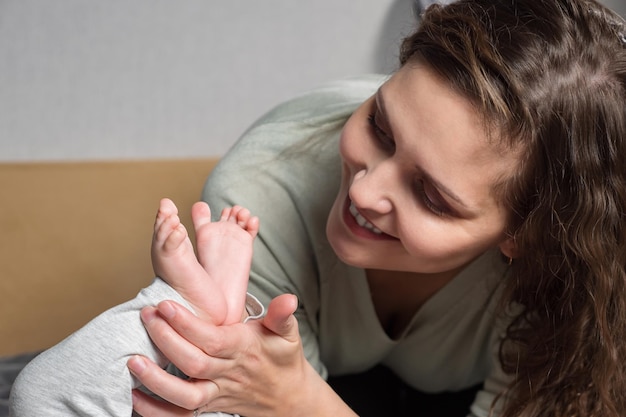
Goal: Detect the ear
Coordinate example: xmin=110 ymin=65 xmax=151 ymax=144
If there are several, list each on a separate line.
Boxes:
xmin=498 ymin=235 xmax=518 ymax=259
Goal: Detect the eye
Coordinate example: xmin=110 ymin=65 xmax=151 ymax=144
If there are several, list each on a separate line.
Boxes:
xmin=367 ymin=112 xmax=395 ymax=152
xmin=415 ymin=179 xmax=450 ymax=217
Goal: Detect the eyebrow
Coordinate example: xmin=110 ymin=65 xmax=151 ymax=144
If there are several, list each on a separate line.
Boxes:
xmin=423 ymin=172 xmax=473 ymax=212
xmin=375 ymin=88 xmax=474 ymax=213
xmin=375 ymin=88 xmax=390 ymax=128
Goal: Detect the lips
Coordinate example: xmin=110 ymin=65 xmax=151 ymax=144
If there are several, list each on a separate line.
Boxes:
xmin=342 ymin=197 xmax=394 ymax=240
xmin=349 ymin=202 xmax=382 ymax=234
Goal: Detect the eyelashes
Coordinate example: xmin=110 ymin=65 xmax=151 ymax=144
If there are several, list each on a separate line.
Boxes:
xmin=366 ymin=111 xmax=450 ymax=217
xmin=415 ymin=179 xmax=447 ymax=217
xmin=367 ymin=112 xmax=396 ymax=150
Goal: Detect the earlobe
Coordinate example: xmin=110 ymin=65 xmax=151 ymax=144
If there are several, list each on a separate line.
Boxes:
xmin=499 ymin=236 xmax=518 ymax=260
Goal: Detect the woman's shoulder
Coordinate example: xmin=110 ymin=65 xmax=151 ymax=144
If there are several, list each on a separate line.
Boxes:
xmin=206 ymin=74 xmax=387 ymax=190
xmin=250 ymin=74 xmax=388 ymax=127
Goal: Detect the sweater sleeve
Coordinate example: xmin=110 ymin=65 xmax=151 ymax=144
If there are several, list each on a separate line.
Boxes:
xmin=9 ymin=278 xmax=213 ymax=416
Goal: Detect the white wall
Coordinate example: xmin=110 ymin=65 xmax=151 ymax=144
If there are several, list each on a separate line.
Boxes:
xmin=1 ymin=0 xmax=623 ymax=162
xmin=0 ymin=0 xmax=417 ymax=161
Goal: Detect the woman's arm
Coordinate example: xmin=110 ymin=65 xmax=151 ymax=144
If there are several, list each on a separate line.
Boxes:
xmin=129 ymin=295 xmax=357 ymax=417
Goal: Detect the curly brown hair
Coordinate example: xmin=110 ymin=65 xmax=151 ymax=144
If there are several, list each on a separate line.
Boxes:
xmin=400 ymin=0 xmax=626 ymax=416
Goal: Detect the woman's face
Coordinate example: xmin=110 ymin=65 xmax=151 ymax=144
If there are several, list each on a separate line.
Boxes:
xmin=326 ymin=62 xmax=518 ymax=275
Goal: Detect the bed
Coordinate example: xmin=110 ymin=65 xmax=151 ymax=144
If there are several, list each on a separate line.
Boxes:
xmin=0 ymin=158 xmax=218 ymax=415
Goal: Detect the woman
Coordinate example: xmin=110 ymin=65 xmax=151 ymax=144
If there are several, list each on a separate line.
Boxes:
xmin=128 ymin=0 xmax=626 ymax=416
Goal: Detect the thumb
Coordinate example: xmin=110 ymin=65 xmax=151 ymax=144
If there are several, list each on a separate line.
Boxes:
xmin=262 ymin=294 xmax=299 ymax=341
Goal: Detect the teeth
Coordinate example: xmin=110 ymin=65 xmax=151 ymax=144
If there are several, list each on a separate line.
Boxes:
xmin=349 ymin=202 xmax=382 ymax=234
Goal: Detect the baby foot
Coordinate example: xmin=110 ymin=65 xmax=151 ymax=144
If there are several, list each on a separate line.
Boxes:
xmin=191 ymin=202 xmax=259 ymax=324
xmin=151 ymin=198 xmax=227 ymax=323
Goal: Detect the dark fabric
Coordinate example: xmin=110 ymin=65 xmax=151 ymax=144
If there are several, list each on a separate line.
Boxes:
xmin=328 ymin=365 xmax=482 ymax=417
xmin=0 ymin=351 xmax=41 ymax=417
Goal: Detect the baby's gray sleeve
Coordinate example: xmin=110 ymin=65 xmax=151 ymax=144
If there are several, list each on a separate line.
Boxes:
xmin=9 ymin=278 xmax=189 ymax=416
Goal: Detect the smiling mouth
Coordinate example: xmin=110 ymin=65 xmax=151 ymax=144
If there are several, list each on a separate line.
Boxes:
xmin=348 ymin=201 xmax=383 ymax=234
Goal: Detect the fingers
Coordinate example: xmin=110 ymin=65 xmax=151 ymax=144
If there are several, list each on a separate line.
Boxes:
xmin=263 ymin=294 xmax=299 ymax=342
xmin=132 ymin=389 xmax=189 ymax=417
xmin=128 ymin=358 xmax=218 ymax=413
xmin=140 ymin=302 xmax=243 ymax=376
xmin=134 ymin=295 xmax=305 ymax=417
xmin=145 ymin=301 xmax=239 ymax=356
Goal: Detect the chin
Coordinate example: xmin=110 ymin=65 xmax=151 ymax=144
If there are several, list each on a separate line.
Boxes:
xmin=326 ymin=230 xmax=381 ymax=269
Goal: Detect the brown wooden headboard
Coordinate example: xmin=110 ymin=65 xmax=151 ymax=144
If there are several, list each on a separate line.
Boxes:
xmin=0 ymin=159 xmax=218 ymax=356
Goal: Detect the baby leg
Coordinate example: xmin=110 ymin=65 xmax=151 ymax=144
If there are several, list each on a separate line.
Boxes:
xmin=191 ymin=202 xmax=259 ymax=324
xmin=151 ymin=198 xmax=228 ymax=323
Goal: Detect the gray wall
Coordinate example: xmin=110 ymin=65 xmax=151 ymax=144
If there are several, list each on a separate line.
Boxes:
xmin=1 ymin=0 xmax=623 ymax=162
xmin=606 ymin=0 xmax=626 ymax=18
xmin=0 ymin=0 xmax=416 ymax=161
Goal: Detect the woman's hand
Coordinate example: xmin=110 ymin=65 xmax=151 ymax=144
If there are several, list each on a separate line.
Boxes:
xmin=128 ymin=294 xmax=352 ymax=417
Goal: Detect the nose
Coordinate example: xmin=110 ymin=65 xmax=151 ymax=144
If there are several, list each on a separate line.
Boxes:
xmin=348 ymin=167 xmax=394 ymax=214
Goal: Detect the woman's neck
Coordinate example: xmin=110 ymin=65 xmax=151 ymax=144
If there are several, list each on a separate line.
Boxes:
xmin=365 ymin=267 xmax=463 ymax=339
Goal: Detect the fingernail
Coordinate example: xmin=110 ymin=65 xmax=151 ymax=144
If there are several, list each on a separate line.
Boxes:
xmin=158 ymin=300 xmax=176 ymax=319
xmin=128 ymin=355 xmax=146 ymax=374
xmin=140 ymin=307 xmax=157 ymax=323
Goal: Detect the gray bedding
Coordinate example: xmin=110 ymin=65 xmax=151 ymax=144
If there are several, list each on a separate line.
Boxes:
xmin=0 ymin=351 xmax=39 ymax=417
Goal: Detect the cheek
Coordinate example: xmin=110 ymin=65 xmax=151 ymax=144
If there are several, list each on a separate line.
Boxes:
xmin=398 ymin=220 xmax=500 ymax=262
xmin=399 ymin=223 xmax=453 ymax=258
